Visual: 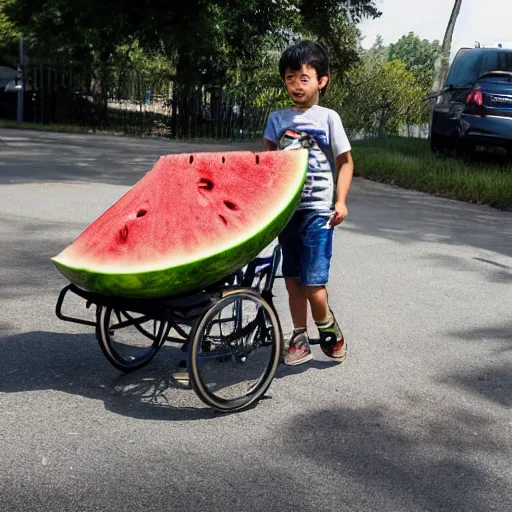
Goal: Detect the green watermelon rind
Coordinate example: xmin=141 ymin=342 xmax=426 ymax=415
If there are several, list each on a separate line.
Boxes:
xmin=51 ymin=150 xmax=308 ymax=299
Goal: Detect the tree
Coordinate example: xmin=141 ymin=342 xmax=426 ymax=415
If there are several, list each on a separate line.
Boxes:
xmin=324 ymin=42 xmax=427 ymax=137
xmin=296 ymin=0 xmax=381 ymax=75
xmin=388 ymin=32 xmax=441 ymax=90
xmin=1 ymin=0 xmax=381 ymax=132
xmin=111 ymin=41 xmax=175 ymax=104
xmin=364 ymin=35 xmax=388 ymax=68
xmin=0 ymin=3 xmax=21 ymax=66
xmin=2 ymin=0 xmax=381 ymax=83
xmin=432 ymin=0 xmax=463 ymax=91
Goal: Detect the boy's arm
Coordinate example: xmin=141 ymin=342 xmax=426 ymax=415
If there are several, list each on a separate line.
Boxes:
xmin=330 ymin=150 xmax=354 ymax=227
xmin=263 ymin=112 xmax=277 ymax=151
xmin=264 ymin=139 xmax=277 ymax=151
xmin=328 ymin=110 xmax=353 ymax=226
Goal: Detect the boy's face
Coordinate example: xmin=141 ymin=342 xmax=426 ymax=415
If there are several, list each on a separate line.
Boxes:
xmin=284 ymin=64 xmax=328 ymax=109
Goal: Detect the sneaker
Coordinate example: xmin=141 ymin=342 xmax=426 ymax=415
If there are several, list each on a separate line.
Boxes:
xmin=284 ymin=331 xmax=313 ymax=366
xmin=317 ymin=311 xmax=347 ymax=363
xmin=282 ymin=329 xmax=303 ymax=356
xmin=282 ymin=336 xmax=291 ymax=359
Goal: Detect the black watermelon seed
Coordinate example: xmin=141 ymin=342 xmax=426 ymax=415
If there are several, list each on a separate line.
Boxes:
xmin=224 ymin=200 xmax=238 ymax=211
xmin=119 ymin=225 xmax=129 ymax=240
xmin=198 ymin=178 xmax=214 ymax=190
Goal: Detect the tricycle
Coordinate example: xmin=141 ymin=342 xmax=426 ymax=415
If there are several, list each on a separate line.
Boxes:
xmin=55 ymin=245 xmax=283 ymax=412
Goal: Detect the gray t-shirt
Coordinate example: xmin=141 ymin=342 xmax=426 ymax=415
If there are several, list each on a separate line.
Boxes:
xmin=264 ymin=105 xmax=351 ymax=211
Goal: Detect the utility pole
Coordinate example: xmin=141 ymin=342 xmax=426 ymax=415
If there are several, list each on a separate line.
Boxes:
xmin=16 ymin=37 xmax=24 ymax=125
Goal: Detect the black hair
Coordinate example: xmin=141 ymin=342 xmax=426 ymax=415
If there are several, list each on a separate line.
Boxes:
xmin=279 ymin=40 xmax=330 ymax=95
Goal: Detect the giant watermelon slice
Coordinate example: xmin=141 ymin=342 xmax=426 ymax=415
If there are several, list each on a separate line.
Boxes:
xmin=52 ymin=149 xmax=308 ymax=298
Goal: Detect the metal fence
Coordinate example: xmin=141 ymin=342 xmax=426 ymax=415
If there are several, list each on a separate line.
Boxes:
xmin=0 ymin=64 xmax=276 ymax=140
xmin=0 ymin=62 xmax=430 ymax=141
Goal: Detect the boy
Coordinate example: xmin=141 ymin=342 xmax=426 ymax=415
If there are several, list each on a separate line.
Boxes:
xmin=264 ymin=40 xmax=354 ymax=366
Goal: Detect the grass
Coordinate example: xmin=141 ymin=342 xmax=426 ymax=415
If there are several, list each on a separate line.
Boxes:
xmin=0 ymin=119 xmax=96 ymax=133
xmin=351 ymin=137 xmax=512 ymax=211
xmin=2 ymin=120 xmax=511 ymax=210
xmin=0 ymin=119 xmax=263 ymax=142
xmin=0 ymin=119 xmax=160 ymax=136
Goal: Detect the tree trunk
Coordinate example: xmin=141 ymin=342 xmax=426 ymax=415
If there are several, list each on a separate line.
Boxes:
xmin=210 ymin=85 xmax=222 ymax=138
xmin=432 ymin=0 xmax=463 ymax=92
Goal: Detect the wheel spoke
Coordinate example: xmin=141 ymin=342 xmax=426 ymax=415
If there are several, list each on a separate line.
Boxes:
xmin=110 ymin=313 xmax=153 ymax=332
xmin=189 ymin=291 xmax=281 ymax=411
xmin=96 ymin=307 xmax=165 ymax=372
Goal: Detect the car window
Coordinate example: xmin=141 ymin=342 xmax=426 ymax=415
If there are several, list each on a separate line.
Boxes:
xmin=478 ymin=52 xmax=512 ymax=75
xmin=496 ymin=51 xmax=512 ymax=72
xmin=446 ymin=50 xmax=485 ymax=86
xmin=445 ymin=49 xmax=512 ymax=86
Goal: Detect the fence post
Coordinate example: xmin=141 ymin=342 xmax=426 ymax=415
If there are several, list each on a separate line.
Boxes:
xmin=16 ymin=37 xmax=24 ymax=125
xmin=39 ymin=63 xmax=44 ymax=124
xmin=239 ymin=100 xmax=244 ymax=139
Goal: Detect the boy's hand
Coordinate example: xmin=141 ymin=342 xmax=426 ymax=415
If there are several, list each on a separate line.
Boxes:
xmin=329 ymin=201 xmax=348 ymax=227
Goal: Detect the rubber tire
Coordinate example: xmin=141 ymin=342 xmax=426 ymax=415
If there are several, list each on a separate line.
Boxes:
xmin=456 ymin=140 xmax=477 ymax=161
xmin=430 ymin=132 xmax=449 ymax=155
xmin=188 ymin=290 xmax=282 ymax=412
xmin=96 ymin=306 xmax=168 ymax=373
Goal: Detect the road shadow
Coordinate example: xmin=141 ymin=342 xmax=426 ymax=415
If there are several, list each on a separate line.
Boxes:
xmin=0 ymin=130 xmax=263 ymax=186
xmin=0 ymin=327 xmax=339 ymax=420
xmin=0 ymin=399 xmax=509 ymax=512
xmin=450 ymin=321 xmax=512 ymax=348
xmin=0 ymin=216 xmax=82 ymax=299
xmin=442 ymin=321 xmax=512 ymax=408
xmin=283 ymin=404 xmax=512 ymax=511
xmin=442 ymin=362 xmax=512 ymax=408
xmin=414 ymin=252 xmax=512 ymax=285
xmin=0 ymin=330 xmax=217 ymax=421
xmin=346 ymin=178 xmax=512 ymax=260
xmin=1 ymin=365 xmax=510 ymax=512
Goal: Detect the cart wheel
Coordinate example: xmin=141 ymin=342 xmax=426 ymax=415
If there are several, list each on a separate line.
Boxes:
xmin=189 ymin=290 xmax=282 ymax=412
xmin=96 ymin=306 xmax=169 ymax=372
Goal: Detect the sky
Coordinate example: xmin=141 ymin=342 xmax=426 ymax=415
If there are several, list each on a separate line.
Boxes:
xmin=358 ymin=0 xmax=512 ymax=58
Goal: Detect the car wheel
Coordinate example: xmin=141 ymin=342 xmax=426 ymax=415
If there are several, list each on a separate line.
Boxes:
xmin=456 ymin=141 xmax=477 ymax=161
xmin=430 ymin=133 xmax=448 ymax=155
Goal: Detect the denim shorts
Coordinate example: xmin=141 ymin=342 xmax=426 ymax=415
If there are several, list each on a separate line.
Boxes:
xmin=278 ymin=209 xmax=334 ymax=286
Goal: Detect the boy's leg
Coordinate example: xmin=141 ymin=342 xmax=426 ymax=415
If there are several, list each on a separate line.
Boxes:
xmin=303 ymin=286 xmax=346 ymax=362
xmin=279 ymin=213 xmax=313 ymax=366
xmin=299 ymin=211 xmax=346 ymax=362
xmin=285 ymin=277 xmax=308 ymax=329
xmin=283 ymin=277 xmax=313 ymax=365
xmin=302 ymin=285 xmax=328 ymax=323
xmin=279 ymin=216 xmax=306 ymax=331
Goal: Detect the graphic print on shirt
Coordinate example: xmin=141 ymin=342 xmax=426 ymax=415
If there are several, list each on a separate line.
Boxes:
xmin=278 ymin=128 xmax=333 ymax=209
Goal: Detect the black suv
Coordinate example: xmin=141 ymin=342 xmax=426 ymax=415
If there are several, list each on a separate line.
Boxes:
xmin=429 ymin=47 xmax=512 ymax=156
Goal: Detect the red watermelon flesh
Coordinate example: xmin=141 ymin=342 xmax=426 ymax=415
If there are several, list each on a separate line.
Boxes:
xmin=52 ymin=149 xmax=308 ymax=298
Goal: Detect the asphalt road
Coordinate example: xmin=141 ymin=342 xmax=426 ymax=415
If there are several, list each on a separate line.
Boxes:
xmin=0 ymin=129 xmax=511 ymax=512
